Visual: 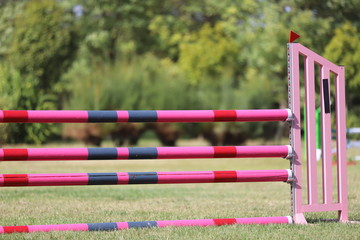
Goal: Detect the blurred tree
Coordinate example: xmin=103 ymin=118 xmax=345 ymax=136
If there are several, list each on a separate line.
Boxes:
xmin=148 ymin=0 xmax=258 ymax=59
xmin=0 ymin=0 xmax=78 ymax=143
xmin=324 ymin=22 xmax=360 ymax=126
xmin=178 ymin=23 xmax=239 ymax=85
xmin=0 ymin=2 xmax=23 ymax=61
xmin=325 ymin=22 xmax=360 ymax=90
xmin=9 ymin=0 xmax=77 ymax=92
xmin=66 ymin=0 xmax=165 ymax=62
xmin=294 ymin=0 xmax=360 ymax=28
xmin=64 ymin=54 xmax=195 ymax=111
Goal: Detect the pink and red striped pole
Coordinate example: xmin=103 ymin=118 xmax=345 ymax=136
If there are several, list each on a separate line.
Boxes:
xmin=0 ymin=169 xmax=292 ymax=187
xmin=0 ymin=145 xmax=292 ymax=161
xmin=0 ymin=109 xmax=292 ymax=123
xmin=0 ymin=216 xmax=292 ymax=234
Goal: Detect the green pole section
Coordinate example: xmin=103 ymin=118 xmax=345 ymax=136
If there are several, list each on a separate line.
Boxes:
xmin=316 ymin=107 xmax=321 ymax=149
xmin=303 ymin=107 xmax=306 ymax=148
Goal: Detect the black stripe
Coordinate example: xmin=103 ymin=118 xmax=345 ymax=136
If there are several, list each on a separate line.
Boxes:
xmin=88 ymin=148 xmax=118 ymax=160
xmin=128 ymin=221 xmax=157 ymax=228
xmin=323 ymin=79 xmax=331 ymax=114
xmin=88 ymin=222 xmax=118 ymax=231
xmin=88 ymin=173 xmax=118 ymax=185
xmin=128 ymin=147 xmax=158 ymax=159
xmin=128 ymin=110 xmax=157 ymax=122
xmin=88 ymin=111 xmax=118 ymax=122
xmin=128 ymin=172 xmax=158 ymax=184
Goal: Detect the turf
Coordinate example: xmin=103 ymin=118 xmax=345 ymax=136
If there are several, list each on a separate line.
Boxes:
xmin=0 ymin=139 xmax=359 ymax=239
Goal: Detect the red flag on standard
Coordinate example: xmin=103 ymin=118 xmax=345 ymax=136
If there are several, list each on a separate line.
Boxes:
xmin=289 ymin=31 xmax=300 ymax=43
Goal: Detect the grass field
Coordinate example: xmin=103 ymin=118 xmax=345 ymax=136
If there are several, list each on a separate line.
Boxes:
xmin=1 ymin=139 xmax=360 ymax=239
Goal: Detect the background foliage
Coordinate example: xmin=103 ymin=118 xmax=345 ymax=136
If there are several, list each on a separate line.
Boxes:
xmin=0 ymin=0 xmax=359 ymax=143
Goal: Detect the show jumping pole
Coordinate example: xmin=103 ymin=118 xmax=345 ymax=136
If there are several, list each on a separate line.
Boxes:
xmin=0 ymin=169 xmax=292 ymax=187
xmin=0 ymin=145 xmax=292 ymax=161
xmin=0 ymin=109 xmax=292 ymax=123
xmin=0 ymin=216 xmax=292 ymax=234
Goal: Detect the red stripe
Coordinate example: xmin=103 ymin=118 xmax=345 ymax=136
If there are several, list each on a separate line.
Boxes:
xmin=3 ymin=110 xmax=28 ymax=122
xmin=214 ymin=146 xmax=237 ymax=158
xmin=214 ymin=171 xmax=237 ymax=182
xmin=3 ymin=149 xmax=28 ymax=160
xmin=3 ymin=226 xmax=29 ymax=233
xmin=4 ymin=174 xmax=29 ymax=186
xmin=213 ymin=218 xmax=237 ymax=226
xmin=213 ymin=110 xmax=237 ymax=121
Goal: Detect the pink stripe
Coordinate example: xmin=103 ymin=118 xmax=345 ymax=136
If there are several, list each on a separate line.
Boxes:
xmin=157 ymin=110 xmax=214 ymax=122
xmin=117 ymin=148 xmax=129 ymax=159
xmin=27 ymin=111 xmax=88 ymax=123
xmin=235 ymin=170 xmax=289 ymax=182
xmin=27 ymin=173 xmax=88 ymax=186
xmin=28 ymin=223 xmax=88 ymax=232
xmin=0 ymin=175 xmax=4 ymax=186
xmin=116 ymin=111 xmax=129 ymax=122
xmin=157 ymin=147 xmax=214 ymax=159
xmin=0 ymin=111 xmax=3 ymax=122
xmin=235 ymin=109 xmax=289 ymax=121
xmin=157 ymin=219 xmax=214 ymax=227
xmin=157 ymin=171 xmax=214 ymax=183
xmin=235 ymin=216 xmax=290 ymax=224
xmin=27 ymin=148 xmax=88 ymax=160
xmin=0 ymin=149 xmax=4 ymax=160
xmin=116 ymin=222 xmax=129 ymax=229
xmin=117 ymin=173 xmax=129 ymax=184
xmin=0 ymin=226 xmax=3 ymax=234
xmin=235 ymin=146 xmax=289 ymax=158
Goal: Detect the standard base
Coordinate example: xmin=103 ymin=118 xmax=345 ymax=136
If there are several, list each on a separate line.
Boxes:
xmin=293 ymin=213 xmax=307 ymax=224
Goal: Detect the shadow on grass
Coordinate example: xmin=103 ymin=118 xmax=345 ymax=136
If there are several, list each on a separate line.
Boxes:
xmin=306 ymin=218 xmax=360 ymax=224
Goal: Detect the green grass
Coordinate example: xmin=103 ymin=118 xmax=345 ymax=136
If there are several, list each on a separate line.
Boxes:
xmin=1 ymin=139 xmax=360 ymax=239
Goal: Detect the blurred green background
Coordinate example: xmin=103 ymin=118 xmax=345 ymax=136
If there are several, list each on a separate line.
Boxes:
xmin=0 ymin=0 xmax=359 ymax=145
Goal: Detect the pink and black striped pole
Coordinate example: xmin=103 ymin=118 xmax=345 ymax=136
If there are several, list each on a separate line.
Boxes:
xmin=0 ymin=145 xmax=292 ymax=161
xmin=0 ymin=109 xmax=292 ymax=123
xmin=0 ymin=216 xmax=292 ymax=234
xmin=0 ymin=169 xmax=292 ymax=187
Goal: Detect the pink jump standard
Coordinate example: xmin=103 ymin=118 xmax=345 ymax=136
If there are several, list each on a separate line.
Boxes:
xmin=0 ymin=40 xmax=348 ymax=234
xmin=288 ymin=43 xmax=348 ymax=223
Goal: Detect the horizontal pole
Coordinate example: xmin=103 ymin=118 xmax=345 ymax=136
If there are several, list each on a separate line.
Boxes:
xmin=0 ymin=216 xmax=292 ymax=234
xmin=0 ymin=169 xmax=292 ymax=187
xmin=0 ymin=109 xmax=292 ymax=123
xmin=347 ymin=127 xmax=360 ymax=134
xmin=0 ymin=145 xmax=292 ymax=161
